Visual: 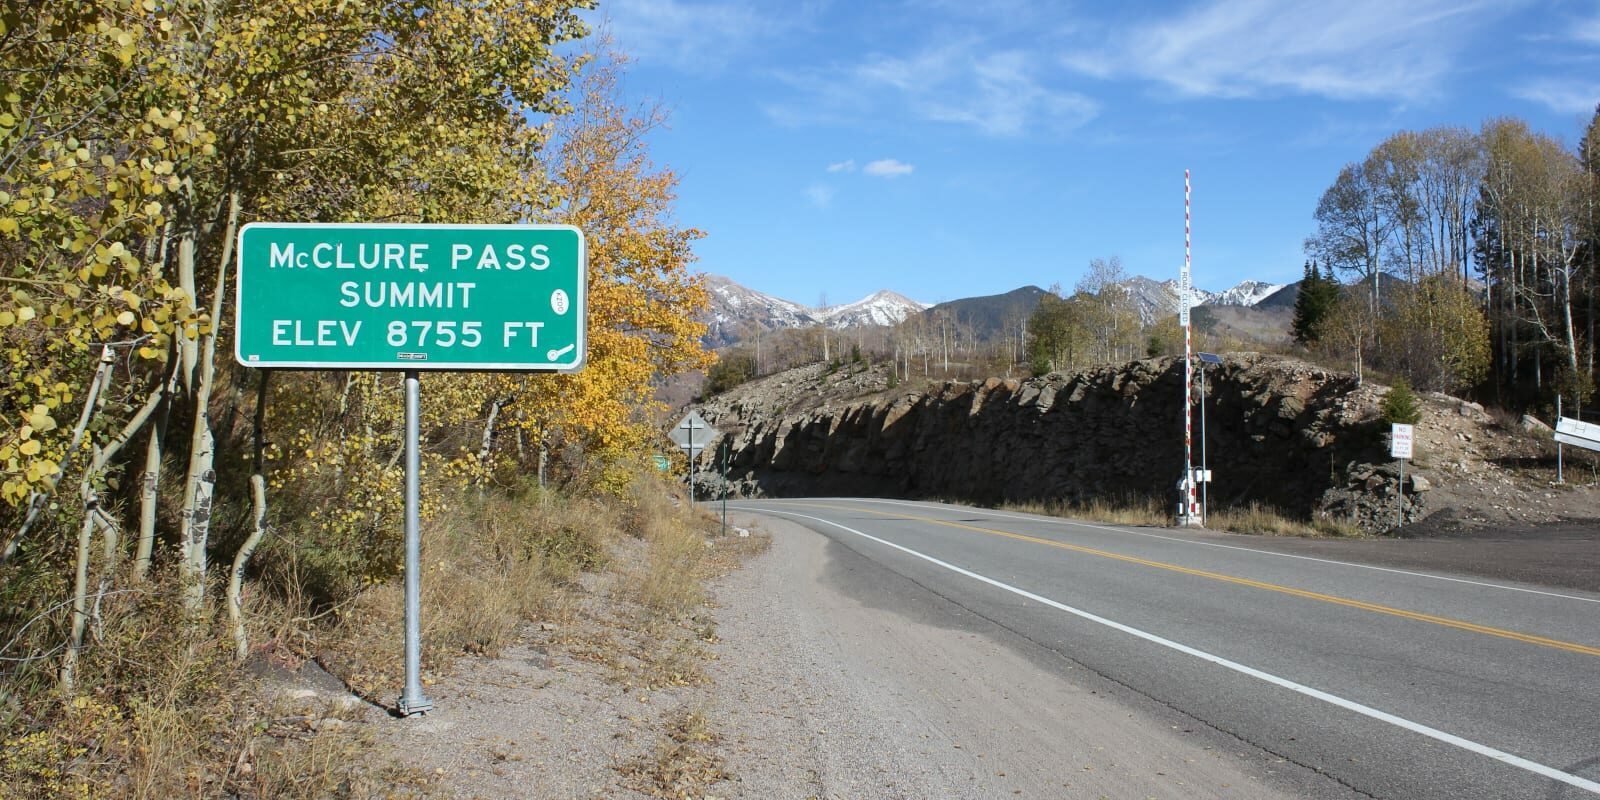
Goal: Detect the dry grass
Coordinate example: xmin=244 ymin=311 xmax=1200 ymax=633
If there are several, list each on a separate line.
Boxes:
xmin=0 ymin=576 xmax=378 ymax=800
xmin=1207 ymin=502 xmax=1364 ymax=537
xmin=1004 ymin=495 xmax=1363 ymax=538
xmin=0 ymin=474 xmax=760 ymax=800
xmin=318 ymin=484 xmax=609 ymax=701
xmin=1004 ymin=494 xmax=1169 ymax=527
xmin=317 ymin=473 xmax=756 ymax=700
xmin=616 ymin=706 xmax=729 ymax=798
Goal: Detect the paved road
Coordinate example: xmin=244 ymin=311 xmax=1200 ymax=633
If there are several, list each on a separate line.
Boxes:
xmin=729 ymin=498 xmax=1600 ymax=800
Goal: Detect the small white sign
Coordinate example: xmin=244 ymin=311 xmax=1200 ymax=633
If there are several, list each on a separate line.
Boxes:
xmin=1556 ymin=416 xmax=1600 ymax=453
xmin=669 ymin=410 xmax=720 ymax=457
xmin=1390 ymin=423 xmax=1414 ymax=460
xmin=1178 ymin=269 xmax=1191 ymax=327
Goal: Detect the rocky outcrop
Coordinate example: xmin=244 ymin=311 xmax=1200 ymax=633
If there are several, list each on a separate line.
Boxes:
xmin=692 ymin=355 xmax=1439 ymax=531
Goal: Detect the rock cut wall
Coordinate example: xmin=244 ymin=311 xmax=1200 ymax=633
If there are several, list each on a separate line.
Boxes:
xmin=696 ymin=356 xmax=1405 ymax=520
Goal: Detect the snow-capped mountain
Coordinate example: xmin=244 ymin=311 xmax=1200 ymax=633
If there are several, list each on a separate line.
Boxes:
xmin=1116 ymin=276 xmax=1287 ymax=324
xmin=701 ymin=275 xmax=929 ymax=346
xmin=703 ymin=274 xmax=819 ymax=345
xmin=1206 ymin=280 xmax=1285 ymax=307
xmin=1119 ymin=276 xmax=1213 ymax=325
xmin=703 ymin=272 xmax=1283 ymax=348
xmin=817 ymin=290 xmax=930 ymax=329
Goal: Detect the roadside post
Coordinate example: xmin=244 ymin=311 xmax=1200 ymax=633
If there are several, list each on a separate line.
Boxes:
xmin=720 ymin=439 xmax=730 ymax=537
xmin=669 ymin=411 xmax=718 ymax=508
xmin=1557 ymin=397 xmax=1564 ymax=484
xmin=1177 ymin=170 xmax=1200 ymax=527
xmin=1197 ymin=352 xmax=1222 ymax=524
xmin=1391 ymin=423 xmax=1414 ymax=529
xmin=235 ymin=222 xmax=587 ymax=717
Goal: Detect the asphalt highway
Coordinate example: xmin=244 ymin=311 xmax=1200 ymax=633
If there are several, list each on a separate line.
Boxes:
xmin=729 ymin=497 xmax=1600 ymax=800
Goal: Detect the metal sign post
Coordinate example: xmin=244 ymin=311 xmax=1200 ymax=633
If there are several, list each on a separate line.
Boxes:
xmin=398 ymin=370 xmax=431 ymax=715
xmin=1391 ymin=423 xmax=1414 ymax=529
xmin=720 ymin=440 xmax=730 ymax=537
xmin=235 ymin=222 xmax=588 ymax=718
xmin=1197 ymin=352 xmax=1222 ymax=524
xmin=1178 ymin=170 xmax=1199 ymax=526
xmin=669 ymin=411 xmax=719 ymax=508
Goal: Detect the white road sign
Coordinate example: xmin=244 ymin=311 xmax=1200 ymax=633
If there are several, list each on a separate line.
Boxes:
xmin=1556 ymin=416 xmax=1600 ymax=453
xmin=1390 ymin=423 xmax=1414 ymax=460
xmin=669 ymin=410 xmax=720 ymax=459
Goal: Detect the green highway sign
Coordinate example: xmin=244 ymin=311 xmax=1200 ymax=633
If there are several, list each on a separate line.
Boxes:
xmin=234 ymin=223 xmax=586 ymax=371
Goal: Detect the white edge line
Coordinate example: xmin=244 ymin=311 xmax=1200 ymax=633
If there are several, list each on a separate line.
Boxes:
xmin=750 ymin=507 xmax=1600 ymax=796
xmin=845 ymin=498 xmax=1600 ymax=605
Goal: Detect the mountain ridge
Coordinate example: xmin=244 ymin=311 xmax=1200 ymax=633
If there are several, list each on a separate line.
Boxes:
xmin=701 ymin=273 xmax=1287 ymax=346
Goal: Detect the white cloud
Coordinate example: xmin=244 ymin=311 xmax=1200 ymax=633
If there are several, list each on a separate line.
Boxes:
xmin=804 ymin=183 xmax=835 ymax=208
xmin=1512 ymin=78 xmax=1600 ymax=114
xmin=595 ymin=0 xmax=798 ymax=71
xmin=771 ymin=41 xmax=1098 ymax=137
xmin=1576 ymin=11 xmax=1600 ymax=44
xmin=827 ymin=159 xmax=857 ymax=173
xmin=1062 ymin=0 xmax=1514 ymax=101
xmin=863 ymin=159 xmax=915 ymax=178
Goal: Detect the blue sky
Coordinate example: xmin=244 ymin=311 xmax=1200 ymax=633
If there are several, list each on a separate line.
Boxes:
xmin=587 ymin=0 xmax=1600 ymax=306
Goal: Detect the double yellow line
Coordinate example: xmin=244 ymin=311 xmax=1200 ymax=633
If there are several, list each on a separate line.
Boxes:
xmin=776 ymin=501 xmax=1600 ymax=659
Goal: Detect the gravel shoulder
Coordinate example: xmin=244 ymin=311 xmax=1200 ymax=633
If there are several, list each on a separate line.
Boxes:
xmin=705 ymin=514 xmax=1356 ymax=800
xmin=355 ymin=510 xmax=1368 ymax=799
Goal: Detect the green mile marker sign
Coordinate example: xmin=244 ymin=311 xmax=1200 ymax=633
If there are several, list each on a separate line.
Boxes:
xmin=234 ymin=223 xmax=586 ymax=371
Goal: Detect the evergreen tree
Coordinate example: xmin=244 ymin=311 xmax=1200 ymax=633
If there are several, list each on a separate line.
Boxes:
xmin=1380 ymin=377 xmax=1423 ymax=425
xmin=1291 ymin=260 xmax=1340 ymax=346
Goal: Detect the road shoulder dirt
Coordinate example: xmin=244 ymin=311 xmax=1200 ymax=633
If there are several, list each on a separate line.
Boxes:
xmin=705 ymin=514 xmax=1361 ymax=799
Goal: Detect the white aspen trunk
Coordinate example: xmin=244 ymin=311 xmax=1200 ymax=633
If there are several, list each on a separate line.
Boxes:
xmin=229 ymin=475 xmax=267 ymax=661
xmin=59 ymin=489 xmax=101 ymax=694
xmin=177 ymin=228 xmax=199 ymax=393
xmin=229 ymin=369 xmax=271 ymax=659
xmin=61 ymin=363 xmax=121 ymax=690
xmin=537 ymin=432 xmax=548 ymax=491
xmin=135 ymin=360 xmax=179 ymax=581
xmin=179 ymin=191 xmax=239 ymax=610
xmin=134 ymin=422 xmax=161 ymax=580
xmin=514 ymin=411 xmax=525 ymax=463
xmin=478 ymin=395 xmax=512 ymax=466
xmin=1562 ymin=257 xmax=1580 ymax=382
xmin=60 ymin=371 xmax=166 ymax=693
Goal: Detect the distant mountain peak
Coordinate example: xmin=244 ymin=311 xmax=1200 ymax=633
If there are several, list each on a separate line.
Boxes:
xmin=1207 ymin=279 xmax=1286 ymax=308
xmin=700 ymin=275 xmax=931 ymax=346
xmin=701 ymin=273 xmax=1287 ymax=350
xmin=817 ymin=289 xmax=930 ymax=328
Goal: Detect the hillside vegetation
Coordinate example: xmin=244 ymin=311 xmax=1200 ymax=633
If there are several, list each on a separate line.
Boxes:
xmin=0 ymin=4 xmax=714 ymax=797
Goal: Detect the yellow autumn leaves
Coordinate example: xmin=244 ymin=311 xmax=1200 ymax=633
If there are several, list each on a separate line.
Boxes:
xmin=2 ymin=1 xmax=708 ymax=562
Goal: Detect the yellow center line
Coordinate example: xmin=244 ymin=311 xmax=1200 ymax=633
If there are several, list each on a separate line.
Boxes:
xmin=770 ymin=500 xmax=1600 ymax=659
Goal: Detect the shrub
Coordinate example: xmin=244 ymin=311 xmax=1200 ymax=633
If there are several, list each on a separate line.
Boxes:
xmin=705 ymin=351 xmax=756 ymax=395
xmin=1380 ymin=377 xmax=1423 ymax=425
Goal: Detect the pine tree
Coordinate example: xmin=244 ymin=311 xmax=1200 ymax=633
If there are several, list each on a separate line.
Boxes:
xmin=1380 ymin=377 xmax=1423 ymax=425
xmin=1291 ymin=260 xmax=1340 ymax=346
